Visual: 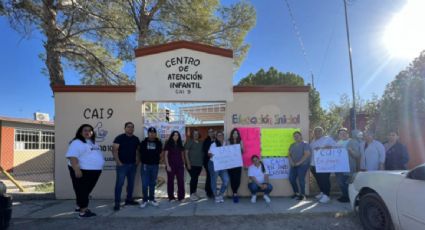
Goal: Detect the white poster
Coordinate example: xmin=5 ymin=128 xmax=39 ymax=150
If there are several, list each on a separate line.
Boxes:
xmin=211 ymin=144 xmax=243 ymax=171
xmin=314 ymin=148 xmax=350 ymax=173
xmin=262 ymin=157 xmax=290 ymax=179
xmin=144 ymin=121 xmax=186 ymax=141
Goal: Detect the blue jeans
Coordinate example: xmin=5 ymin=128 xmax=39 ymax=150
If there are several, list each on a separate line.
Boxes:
xmin=336 ymin=173 xmax=350 ymax=198
xmin=141 ymin=164 xmax=159 ymax=202
xmin=114 ymin=164 xmax=137 ymax=205
xmin=289 ymin=164 xmax=309 ymax=195
xmin=208 ymin=160 xmax=229 ymax=197
xmin=248 ymin=182 xmax=273 ymax=195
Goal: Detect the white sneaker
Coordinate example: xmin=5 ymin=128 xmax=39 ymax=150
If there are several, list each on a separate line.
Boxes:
xmin=190 ymin=194 xmax=199 ymax=201
xmin=251 ymin=195 xmax=257 ymax=203
xmin=139 ymin=201 xmax=147 ymax=208
xmin=149 ymin=200 xmax=159 ymax=207
xmin=215 ymin=196 xmax=221 ymax=203
xmin=315 ymin=192 xmax=323 ymax=199
xmin=219 ymin=195 xmax=224 ymax=203
xmin=319 ymin=194 xmax=330 ymax=203
xmin=263 ymin=195 xmax=271 ymax=203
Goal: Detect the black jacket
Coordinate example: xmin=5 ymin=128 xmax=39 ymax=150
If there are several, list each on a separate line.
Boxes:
xmin=384 ymin=141 xmax=409 ymax=170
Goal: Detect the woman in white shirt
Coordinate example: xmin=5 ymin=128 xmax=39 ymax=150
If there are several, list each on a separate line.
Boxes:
xmin=66 ymin=124 xmax=105 ymax=218
xmin=248 ymin=155 xmax=273 ymax=203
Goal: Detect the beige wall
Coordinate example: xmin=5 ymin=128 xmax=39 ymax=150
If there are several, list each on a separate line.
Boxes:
xmin=55 ymin=92 xmax=143 ymax=199
xmin=225 ymin=91 xmax=310 ymax=196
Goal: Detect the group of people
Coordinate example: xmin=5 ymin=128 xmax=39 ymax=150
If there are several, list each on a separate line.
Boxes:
xmin=65 ymin=122 xmax=408 ymax=219
xmin=288 ymin=126 xmax=409 ymax=204
xmin=65 ymin=123 xmax=273 ymax=218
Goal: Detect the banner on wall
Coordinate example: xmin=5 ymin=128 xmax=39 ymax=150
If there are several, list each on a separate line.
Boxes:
xmin=314 ymin=148 xmax=350 ymax=173
xmin=144 ymin=121 xmax=186 ymax=141
xmin=262 ymin=157 xmax=290 ymax=179
xmin=261 ymin=128 xmax=299 ymax=157
xmin=237 ymin=127 xmax=261 ymax=167
xmin=211 ymin=144 xmax=243 ymax=171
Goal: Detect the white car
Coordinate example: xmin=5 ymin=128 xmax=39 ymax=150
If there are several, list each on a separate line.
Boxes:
xmin=349 ymin=163 xmax=425 ymax=230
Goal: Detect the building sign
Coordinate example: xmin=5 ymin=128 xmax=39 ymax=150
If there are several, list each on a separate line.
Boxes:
xmin=136 ymin=48 xmax=233 ymax=102
xmin=232 ymin=114 xmax=301 ymax=126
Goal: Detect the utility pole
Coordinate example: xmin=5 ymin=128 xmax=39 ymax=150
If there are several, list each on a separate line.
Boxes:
xmin=343 ymin=0 xmax=357 ymax=130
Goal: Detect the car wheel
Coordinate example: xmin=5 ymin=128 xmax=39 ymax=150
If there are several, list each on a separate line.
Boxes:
xmin=359 ymin=193 xmax=394 ymax=230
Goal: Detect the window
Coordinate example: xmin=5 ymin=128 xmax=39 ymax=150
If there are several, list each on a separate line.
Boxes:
xmin=14 ymin=129 xmax=55 ymax=150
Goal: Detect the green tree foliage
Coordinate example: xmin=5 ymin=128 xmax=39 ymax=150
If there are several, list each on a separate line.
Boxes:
xmin=237 ymin=67 xmax=325 ymax=130
xmin=2 ymin=0 xmax=132 ymax=90
xmin=115 ymin=0 xmax=256 ymax=66
xmin=372 ymin=50 xmax=425 ymax=139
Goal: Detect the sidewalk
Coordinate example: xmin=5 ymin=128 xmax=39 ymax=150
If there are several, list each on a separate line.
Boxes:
xmin=12 ymin=196 xmax=352 ymax=219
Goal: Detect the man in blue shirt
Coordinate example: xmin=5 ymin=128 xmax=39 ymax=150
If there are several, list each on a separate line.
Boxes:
xmin=112 ymin=122 xmax=140 ymax=211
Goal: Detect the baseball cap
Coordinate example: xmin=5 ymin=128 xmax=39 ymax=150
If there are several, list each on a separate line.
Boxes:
xmin=148 ymin=127 xmax=157 ymax=133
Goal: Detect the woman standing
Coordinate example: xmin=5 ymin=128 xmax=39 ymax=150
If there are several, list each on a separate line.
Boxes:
xmin=208 ymin=131 xmax=230 ymax=203
xmin=165 ymin=131 xmax=186 ymax=202
xmin=228 ymin=128 xmax=244 ymax=203
xmin=288 ymin=131 xmax=311 ymax=201
xmin=184 ymin=130 xmax=204 ymax=201
xmin=66 ymin=124 xmax=105 ymax=218
xmin=248 ymin=155 xmax=273 ymax=203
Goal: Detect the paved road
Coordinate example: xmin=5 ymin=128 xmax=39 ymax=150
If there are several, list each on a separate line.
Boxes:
xmin=10 ymin=213 xmax=362 ymax=230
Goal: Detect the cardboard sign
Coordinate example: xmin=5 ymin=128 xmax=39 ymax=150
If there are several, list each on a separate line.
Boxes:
xmin=314 ymin=148 xmax=350 ymax=173
xmin=211 ymin=144 xmax=243 ymax=171
xmin=262 ymin=157 xmax=290 ymax=179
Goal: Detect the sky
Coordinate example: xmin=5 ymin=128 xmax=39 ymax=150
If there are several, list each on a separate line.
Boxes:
xmin=0 ymin=0 xmax=421 ymax=120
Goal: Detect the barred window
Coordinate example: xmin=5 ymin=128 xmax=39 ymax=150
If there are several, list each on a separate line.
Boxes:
xmin=14 ymin=129 xmax=55 ymax=150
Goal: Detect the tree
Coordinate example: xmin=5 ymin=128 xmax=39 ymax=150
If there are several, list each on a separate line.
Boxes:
xmin=2 ymin=1 xmax=132 ymax=90
xmin=237 ymin=67 xmax=325 ymax=130
xmin=371 ymin=50 xmax=425 ymax=139
xmin=115 ymin=0 xmax=256 ymax=66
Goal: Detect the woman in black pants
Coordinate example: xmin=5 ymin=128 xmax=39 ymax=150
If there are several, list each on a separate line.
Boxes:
xmin=66 ymin=124 xmax=105 ymax=218
xmin=228 ymin=128 xmax=244 ymax=203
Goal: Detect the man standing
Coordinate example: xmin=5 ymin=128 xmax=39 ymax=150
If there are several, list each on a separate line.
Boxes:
xmin=360 ymin=131 xmax=386 ymax=171
xmin=139 ymin=127 xmax=163 ymax=208
xmin=202 ymin=129 xmax=216 ymax=198
xmin=112 ymin=122 xmax=140 ymax=211
xmin=335 ymin=128 xmax=361 ymax=203
xmin=310 ymin=126 xmax=336 ymax=203
xmin=384 ymin=131 xmax=409 ymax=170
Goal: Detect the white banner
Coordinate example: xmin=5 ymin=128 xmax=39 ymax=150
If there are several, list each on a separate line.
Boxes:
xmin=314 ymin=148 xmax=350 ymax=173
xmin=211 ymin=144 xmax=243 ymax=171
xmin=262 ymin=157 xmax=290 ymax=179
xmin=144 ymin=121 xmax=186 ymax=141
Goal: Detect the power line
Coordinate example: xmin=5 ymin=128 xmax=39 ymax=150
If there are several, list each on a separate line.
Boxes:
xmin=283 ymin=0 xmax=315 ymax=88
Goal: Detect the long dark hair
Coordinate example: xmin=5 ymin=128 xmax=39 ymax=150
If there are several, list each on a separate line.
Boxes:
xmin=251 ymin=155 xmax=265 ymax=173
xmin=166 ymin=130 xmax=184 ymax=150
xmin=72 ymin=124 xmax=96 ymax=144
xmin=215 ymin=131 xmax=224 ymax=147
xmin=229 ymin=128 xmax=241 ymax=144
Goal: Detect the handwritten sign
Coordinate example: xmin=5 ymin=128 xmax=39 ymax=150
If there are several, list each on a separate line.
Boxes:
xmin=237 ymin=127 xmax=261 ymax=167
xmin=211 ymin=144 xmax=243 ymax=171
xmin=262 ymin=157 xmax=290 ymax=179
xmin=261 ymin=128 xmax=299 ymax=157
xmin=314 ymin=148 xmax=350 ymax=173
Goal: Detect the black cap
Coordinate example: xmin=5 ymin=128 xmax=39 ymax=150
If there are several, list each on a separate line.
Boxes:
xmin=148 ymin=127 xmax=157 ymax=133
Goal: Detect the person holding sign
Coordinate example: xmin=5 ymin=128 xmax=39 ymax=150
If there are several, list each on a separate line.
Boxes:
xmin=248 ymin=155 xmax=273 ymax=203
xmin=184 ymin=130 xmax=204 ymax=201
xmin=310 ymin=127 xmax=336 ymax=204
xmin=208 ymin=131 xmax=230 ymax=203
xmin=165 ymin=131 xmax=186 ymax=202
xmin=288 ymin=131 xmax=311 ymax=201
xmin=228 ymin=128 xmax=244 ymax=203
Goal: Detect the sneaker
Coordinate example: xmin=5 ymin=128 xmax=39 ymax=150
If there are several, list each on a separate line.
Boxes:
xmin=263 ymin=195 xmax=271 ymax=203
xmin=113 ymin=205 xmax=120 ymax=211
xmin=215 ymin=196 xmax=221 ymax=203
xmin=233 ymin=194 xmax=239 ymax=203
xmin=251 ymin=195 xmax=257 ymax=203
xmin=319 ymin=194 xmax=330 ymax=203
xmin=139 ymin=201 xmax=148 ymax=208
xmin=315 ymin=192 xmax=323 ymax=199
xmin=125 ymin=200 xmax=139 ymax=206
xmin=337 ymin=196 xmax=350 ymax=203
xmin=290 ymin=194 xmax=299 ymax=199
xmin=190 ymin=194 xmax=199 ymax=201
xmin=78 ymin=210 xmax=96 ymax=218
xmin=219 ymin=195 xmax=224 ymax=203
xmin=149 ymin=200 xmax=160 ymax=207
xmin=169 ymin=199 xmax=176 ymax=203
xmin=74 ymin=207 xmax=80 ymax=212
xmin=296 ymin=195 xmax=306 ymax=201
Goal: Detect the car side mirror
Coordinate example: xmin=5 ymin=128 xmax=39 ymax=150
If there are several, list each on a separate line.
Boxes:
xmin=407 ymin=164 xmax=425 ymax=181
